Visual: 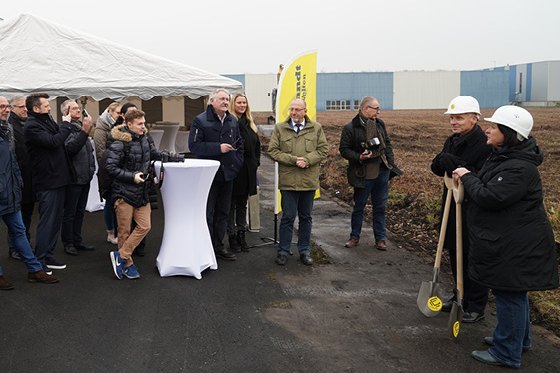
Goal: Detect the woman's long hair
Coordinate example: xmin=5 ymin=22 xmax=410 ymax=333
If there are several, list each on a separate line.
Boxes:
xmin=230 ymin=93 xmax=257 ymax=133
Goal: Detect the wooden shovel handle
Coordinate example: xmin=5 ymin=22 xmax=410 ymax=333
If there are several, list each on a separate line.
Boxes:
xmin=434 ymin=176 xmax=453 ymax=270
xmin=455 ymin=178 xmax=464 ymax=300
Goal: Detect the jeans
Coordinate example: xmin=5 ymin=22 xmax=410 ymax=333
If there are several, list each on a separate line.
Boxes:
xmin=278 ymin=190 xmax=315 ymax=257
xmin=61 ymin=183 xmax=90 ymax=247
xmin=228 ymin=194 xmax=248 ymax=236
xmin=8 ymin=200 xmax=34 ymax=250
xmin=206 ymin=179 xmax=233 ymax=251
xmin=350 ymin=168 xmax=390 ymax=241
xmin=103 ymin=199 xmax=116 ymax=231
xmin=488 ymin=290 xmax=531 ymax=369
xmin=2 ymin=211 xmax=42 ymax=272
xmin=35 ymin=187 xmax=66 ymax=262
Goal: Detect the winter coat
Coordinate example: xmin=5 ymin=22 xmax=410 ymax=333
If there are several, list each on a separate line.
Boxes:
xmin=189 ymin=105 xmax=244 ymax=182
xmin=461 ymin=137 xmax=559 ymax=292
xmin=232 ymin=114 xmax=261 ymax=197
xmin=0 ymin=121 xmax=22 ymax=216
xmin=8 ymin=111 xmax=34 ymax=203
xmin=93 ymin=110 xmax=115 ymax=164
xmin=24 ymin=111 xmax=73 ymax=192
xmin=339 ymin=114 xmax=398 ymax=188
xmin=268 ymin=116 xmax=328 ymax=191
xmin=106 ymin=125 xmax=160 ymax=208
xmin=431 ymin=125 xmax=491 ymax=250
xmin=64 ymin=121 xmax=95 ymax=185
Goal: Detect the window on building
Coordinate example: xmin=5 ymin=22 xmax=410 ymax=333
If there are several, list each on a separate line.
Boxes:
xmin=325 ymin=99 xmax=353 ymax=110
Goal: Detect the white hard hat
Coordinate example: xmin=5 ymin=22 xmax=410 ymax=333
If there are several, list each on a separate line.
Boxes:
xmin=444 ymin=96 xmax=481 ymax=115
xmin=484 ymin=105 xmax=533 ymax=139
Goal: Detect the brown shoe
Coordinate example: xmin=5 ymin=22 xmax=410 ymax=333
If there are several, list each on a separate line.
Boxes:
xmin=375 ymin=240 xmax=387 ymax=251
xmin=0 ymin=275 xmax=15 ymax=290
xmin=28 ymin=270 xmax=59 ymax=284
xmin=344 ymin=238 xmax=359 ymax=248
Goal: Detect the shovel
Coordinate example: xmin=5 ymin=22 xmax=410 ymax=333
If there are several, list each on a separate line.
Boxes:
xmin=448 ymin=177 xmax=465 ymax=339
xmin=417 ymin=175 xmax=454 ymax=317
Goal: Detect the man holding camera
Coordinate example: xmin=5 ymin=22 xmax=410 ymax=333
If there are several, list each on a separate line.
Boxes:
xmin=339 ymin=96 xmax=400 ymax=251
xmin=106 ymin=109 xmax=160 ymax=280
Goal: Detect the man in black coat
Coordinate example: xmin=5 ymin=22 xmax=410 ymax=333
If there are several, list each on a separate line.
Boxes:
xmin=60 ymin=99 xmax=96 ymax=256
xmin=189 ymin=88 xmax=243 ymax=261
xmin=7 ymin=96 xmax=32 ymax=260
xmin=24 ymin=93 xmax=91 ymax=271
xmin=431 ymin=96 xmax=491 ymax=323
xmin=339 ymin=96 xmax=401 ymax=251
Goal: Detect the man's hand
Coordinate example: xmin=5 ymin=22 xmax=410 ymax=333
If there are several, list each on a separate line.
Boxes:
xmin=359 ymin=150 xmax=372 ymax=161
xmin=82 ymin=116 xmax=92 ymax=133
xmin=296 ymin=157 xmax=308 ymax=168
xmin=62 ymin=112 xmax=71 ymax=123
xmin=134 ymin=172 xmax=145 ymax=184
xmin=453 ymin=167 xmax=470 ymax=181
xmin=220 ymin=143 xmax=233 ymax=153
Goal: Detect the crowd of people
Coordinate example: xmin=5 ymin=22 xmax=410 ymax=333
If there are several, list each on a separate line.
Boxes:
xmin=0 ymin=89 xmax=558 ymax=368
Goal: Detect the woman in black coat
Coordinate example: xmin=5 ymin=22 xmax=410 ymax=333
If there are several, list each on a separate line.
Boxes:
xmin=454 ymin=105 xmax=559 ymax=369
xmin=227 ymin=94 xmax=260 ymax=252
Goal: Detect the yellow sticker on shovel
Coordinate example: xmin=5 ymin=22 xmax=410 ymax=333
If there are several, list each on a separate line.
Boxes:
xmin=452 ymin=321 xmax=460 ymax=337
xmin=427 ymin=296 xmax=442 ymax=312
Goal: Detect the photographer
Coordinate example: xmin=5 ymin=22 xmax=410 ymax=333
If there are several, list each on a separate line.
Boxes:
xmin=106 ymin=109 xmax=160 ymax=280
xmin=339 ymin=96 xmax=400 ymax=251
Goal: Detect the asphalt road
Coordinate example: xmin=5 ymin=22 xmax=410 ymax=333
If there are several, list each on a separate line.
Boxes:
xmin=1 ymin=155 xmax=559 ymax=372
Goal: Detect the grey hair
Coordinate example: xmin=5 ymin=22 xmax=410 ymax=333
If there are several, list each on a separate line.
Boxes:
xmin=60 ymin=99 xmax=76 ymax=114
xmin=9 ymin=96 xmax=26 ymax=106
xmin=209 ymin=88 xmax=230 ymax=102
xmin=359 ymin=96 xmax=379 ymax=110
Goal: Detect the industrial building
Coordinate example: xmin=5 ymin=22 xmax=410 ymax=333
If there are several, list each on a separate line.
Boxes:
xmin=225 ymin=60 xmax=560 ymax=112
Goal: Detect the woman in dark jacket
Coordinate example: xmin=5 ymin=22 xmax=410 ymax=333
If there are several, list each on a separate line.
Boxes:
xmin=227 ymin=94 xmax=260 ymax=252
xmin=454 ymin=105 xmax=559 ymax=369
xmin=431 ymin=96 xmax=491 ymax=322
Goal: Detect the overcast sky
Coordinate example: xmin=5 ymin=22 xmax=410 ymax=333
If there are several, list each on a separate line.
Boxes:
xmin=2 ymin=0 xmax=559 ymax=75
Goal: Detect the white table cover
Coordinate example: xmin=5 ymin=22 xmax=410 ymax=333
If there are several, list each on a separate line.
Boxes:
xmin=154 ymin=159 xmax=220 ymax=279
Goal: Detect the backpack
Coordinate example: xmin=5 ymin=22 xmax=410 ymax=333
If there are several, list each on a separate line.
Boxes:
xmin=97 ymin=141 xmax=130 ymax=201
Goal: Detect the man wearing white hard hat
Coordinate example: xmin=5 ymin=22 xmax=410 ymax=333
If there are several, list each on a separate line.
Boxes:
xmin=431 ymin=96 xmax=491 ymax=323
xmin=454 ymin=106 xmax=558 ymax=368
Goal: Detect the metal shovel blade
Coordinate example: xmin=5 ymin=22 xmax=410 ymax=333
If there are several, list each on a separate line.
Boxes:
xmin=417 ymin=280 xmax=443 ymax=317
xmin=447 ymin=301 xmax=464 ymax=339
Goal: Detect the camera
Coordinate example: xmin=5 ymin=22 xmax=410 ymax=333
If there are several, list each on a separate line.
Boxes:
xmin=160 ymin=150 xmax=185 ymax=163
xmin=82 ymin=108 xmax=89 ymax=118
xmin=360 ymin=137 xmax=380 ymax=151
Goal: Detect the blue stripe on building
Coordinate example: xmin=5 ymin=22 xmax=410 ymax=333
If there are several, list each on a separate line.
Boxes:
xmin=526 ymin=63 xmax=532 ymax=101
xmin=460 ymin=68 xmax=510 ymax=108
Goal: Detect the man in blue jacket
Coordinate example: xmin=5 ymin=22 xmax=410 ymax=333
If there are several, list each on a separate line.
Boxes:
xmin=0 ymin=96 xmax=59 ymax=289
xmin=189 ymin=89 xmax=244 ymax=261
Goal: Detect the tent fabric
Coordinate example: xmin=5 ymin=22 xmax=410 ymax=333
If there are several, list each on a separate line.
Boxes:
xmin=0 ymin=14 xmax=242 ymax=100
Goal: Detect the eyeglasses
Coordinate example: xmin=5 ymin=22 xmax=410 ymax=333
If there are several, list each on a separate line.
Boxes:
xmin=367 ymin=105 xmax=381 ymax=111
xmin=0 ymin=105 xmax=12 ymax=110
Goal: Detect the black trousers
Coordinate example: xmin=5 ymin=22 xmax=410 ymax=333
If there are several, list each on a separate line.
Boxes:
xmin=35 ymin=187 xmax=66 ymax=262
xmin=206 ymin=179 xmax=233 ymax=251
xmin=61 ymin=183 xmax=89 ymax=247
xmin=448 ymin=244 xmax=489 ymax=314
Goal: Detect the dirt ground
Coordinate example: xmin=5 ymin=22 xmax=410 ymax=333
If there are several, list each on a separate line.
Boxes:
xmin=255 ymin=107 xmax=560 ymax=335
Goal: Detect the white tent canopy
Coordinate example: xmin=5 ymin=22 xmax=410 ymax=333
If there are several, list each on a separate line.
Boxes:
xmin=0 ymin=14 xmax=242 ymax=100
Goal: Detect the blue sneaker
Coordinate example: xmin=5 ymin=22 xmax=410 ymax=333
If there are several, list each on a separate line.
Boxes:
xmin=110 ymin=251 xmax=124 ymax=280
xmin=123 ymin=264 xmax=140 ymax=279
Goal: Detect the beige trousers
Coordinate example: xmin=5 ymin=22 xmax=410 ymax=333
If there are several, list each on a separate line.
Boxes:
xmin=114 ymin=199 xmax=151 ymax=266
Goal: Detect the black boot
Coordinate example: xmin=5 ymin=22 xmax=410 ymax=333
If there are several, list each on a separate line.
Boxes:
xmin=229 ymin=234 xmax=241 ymax=253
xmin=238 ymin=231 xmax=249 ymax=252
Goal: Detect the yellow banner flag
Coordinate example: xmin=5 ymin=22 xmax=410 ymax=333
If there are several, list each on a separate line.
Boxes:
xmin=274 ymin=51 xmax=319 ymax=214
xmin=275 ymin=51 xmax=317 ymax=122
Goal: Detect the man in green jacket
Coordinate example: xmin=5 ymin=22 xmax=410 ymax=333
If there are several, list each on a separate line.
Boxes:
xmin=268 ymin=99 xmax=328 ymax=266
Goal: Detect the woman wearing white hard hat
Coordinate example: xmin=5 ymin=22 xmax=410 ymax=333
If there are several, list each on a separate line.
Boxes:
xmin=431 ymin=96 xmax=491 ymax=322
xmin=454 ymin=106 xmax=559 ymax=368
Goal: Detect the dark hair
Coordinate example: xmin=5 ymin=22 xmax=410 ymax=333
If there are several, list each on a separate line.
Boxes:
xmin=120 ymin=102 xmax=138 ymax=116
xmin=25 ymin=93 xmax=49 ymax=112
xmin=125 ymin=109 xmax=145 ymax=124
xmin=497 ymin=124 xmax=522 ymax=147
